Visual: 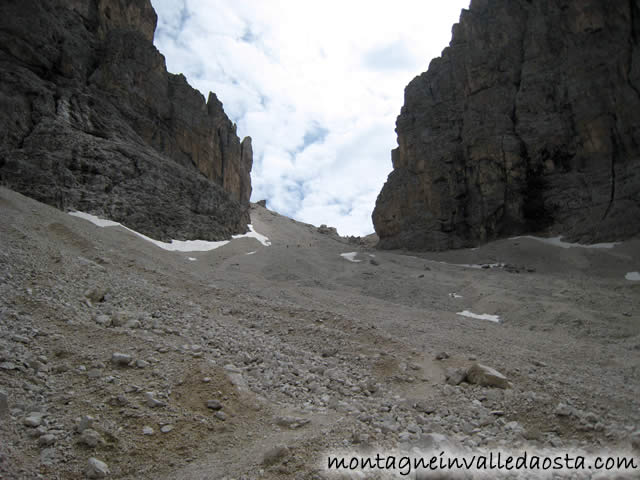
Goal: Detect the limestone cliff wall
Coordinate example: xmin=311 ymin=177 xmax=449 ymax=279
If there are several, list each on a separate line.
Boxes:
xmin=0 ymin=0 xmax=252 ymax=241
xmin=373 ymin=0 xmax=640 ymax=250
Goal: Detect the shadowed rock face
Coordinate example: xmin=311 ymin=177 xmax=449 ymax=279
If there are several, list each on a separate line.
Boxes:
xmin=0 ymin=0 xmax=252 ymax=241
xmin=373 ymin=0 xmax=640 ymax=251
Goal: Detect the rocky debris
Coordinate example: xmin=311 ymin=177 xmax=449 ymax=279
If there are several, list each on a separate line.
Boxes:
xmin=0 ymin=186 xmax=638 ymax=479
xmin=632 ymin=430 xmax=640 ymax=451
xmin=317 ymin=225 xmax=338 ymax=236
xmin=256 ymin=200 xmax=267 ymax=208
xmin=86 ymin=457 xmax=110 ymax=479
xmin=373 ymin=0 xmax=640 ymax=250
xmin=0 ymin=0 xmax=252 ymax=242
xmin=466 ymin=364 xmax=510 ymax=389
xmin=435 ymin=351 xmax=450 ymax=360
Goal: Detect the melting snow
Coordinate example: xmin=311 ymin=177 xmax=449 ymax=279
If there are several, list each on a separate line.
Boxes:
xmin=340 ymin=252 xmax=361 ymax=263
xmin=233 ymin=224 xmax=271 ymax=246
xmin=626 ymin=272 xmax=640 ymax=281
xmin=68 ymin=211 xmax=120 ymax=227
xmin=456 ymin=310 xmax=501 ymax=323
xmin=69 ymin=212 xmax=271 ymax=252
xmin=511 ymin=235 xmax=618 ymax=249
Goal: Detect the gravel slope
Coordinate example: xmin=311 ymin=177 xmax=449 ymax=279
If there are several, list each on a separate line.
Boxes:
xmin=0 ymin=187 xmax=638 ymax=479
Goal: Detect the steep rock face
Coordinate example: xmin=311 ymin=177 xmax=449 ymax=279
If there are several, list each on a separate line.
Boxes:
xmin=0 ymin=0 xmax=252 ymax=241
xmin=373 ymin=0 xmax=640 ymax=250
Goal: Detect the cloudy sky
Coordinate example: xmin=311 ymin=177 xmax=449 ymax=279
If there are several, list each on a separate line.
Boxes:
xmin=151 ymin=0 xmax=470 ymax=236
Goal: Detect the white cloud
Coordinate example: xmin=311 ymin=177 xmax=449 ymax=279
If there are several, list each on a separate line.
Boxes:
xmin=151 ymin=0 xmax=470 ymax=236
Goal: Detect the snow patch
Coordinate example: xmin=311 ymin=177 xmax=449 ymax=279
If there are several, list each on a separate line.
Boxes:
xmin=626 ymin=272 xmax=640 ymax=281
xmin=68 ymin=211 xmax=120 ymax=227
xmin=449 ymin=293 xmax=463 ymax=299
xmin=340 ymin=252 xmax=362 ymax=263
xmin=246 ymin=251 xmax=257 ymax=256
xmin=511 ymin=235 xmax=618 ymax=249
xmin=69 ymin=212 xmax=271 ymax=252
xmin=456 ymin=310 xmax=501 ymax=323
xmin=188 ymin=257 xmax=197 ymax=262
xmin=233 ymin=224 xmax=271 ymax=246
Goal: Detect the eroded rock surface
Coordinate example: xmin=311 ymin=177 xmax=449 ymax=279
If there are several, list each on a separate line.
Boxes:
xmin=0 ymin=0 xmax=252 ymax=241
xmin=373 ymin=0 xmax=640 ymax=250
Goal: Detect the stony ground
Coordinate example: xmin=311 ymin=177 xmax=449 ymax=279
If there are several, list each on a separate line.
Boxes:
xmin=0 ymin=186 xmax=639 ymax=479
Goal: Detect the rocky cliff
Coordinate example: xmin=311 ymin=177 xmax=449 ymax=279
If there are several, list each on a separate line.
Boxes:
xmin=373 ymin=0 xmax=640 ymax=250
xmin=0 ymin=0 xmax=252 ymax=241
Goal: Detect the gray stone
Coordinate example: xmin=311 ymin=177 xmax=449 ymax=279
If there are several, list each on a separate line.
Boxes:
xmin=144 ymin=392 xmax=165 ymax=408
xmin=111 ymin=353 xmax=132 ymax=366
xmin=135 ymin=359 xmax=150 ymax=368
xmin=86 ymin=457 xmax=110 ymax=478
xmin=206 ymin=399 xmax=223 ymax=410
xmin=0 ymin=362 xmax=17 ymax=371
xmin=142 ymin=426 xmax=154 ymax=435
xmin=466 ymin=364 xmax=510 ymax=389
xmin=38 ymin=434 xmax=56 ymax=447
xmin=24 ymin=412 xmax=45 ymax=428
xmin=95 ymin=315 xmax=112 ymax=327
xmin=160 ymin=425 xmax=173 ymax=433
xmin=631 ymin=430 xmax=640 ymax=451
xmin=554 ymin=403 xmax=574 ymax=417
xmin=214 ymin=411 xmax=227 ymax=421
xmin=80 ymin=429 xmax=105 ymax=448
xmin=276 ymin=415 xmax=311 ymax=429
xmin=76 ymin=415 xmax=95 ymax=433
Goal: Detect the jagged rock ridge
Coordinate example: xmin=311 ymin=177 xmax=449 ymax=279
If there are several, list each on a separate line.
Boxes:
xmin=373 ymin=0 xmax=640 ymax=251
xmin=0 ymin=0 xmax=252 ymax=241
